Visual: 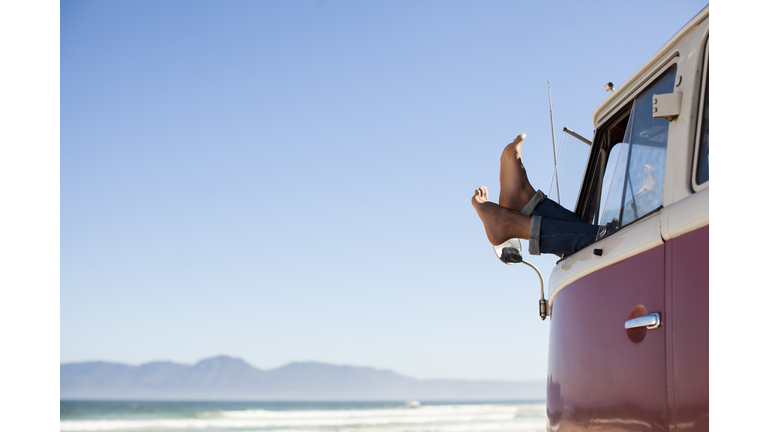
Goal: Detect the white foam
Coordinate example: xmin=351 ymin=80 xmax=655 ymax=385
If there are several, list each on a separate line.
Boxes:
xmin=218 ymin=403 xmax=521 ymax=419
xmin=60 ymin=403 xmax=546 ymax=432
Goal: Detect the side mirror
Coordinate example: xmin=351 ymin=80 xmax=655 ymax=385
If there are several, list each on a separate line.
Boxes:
xmin=493 ymin=238 xmax=550 ymax=320
xmin=492 ymin=238 xmax=523 ymax=264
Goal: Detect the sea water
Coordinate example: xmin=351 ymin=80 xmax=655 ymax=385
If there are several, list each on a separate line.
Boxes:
xmin=60 ymin=400 xmax=546 ymax=432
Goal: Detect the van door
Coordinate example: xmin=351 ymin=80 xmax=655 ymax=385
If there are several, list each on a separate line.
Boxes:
xmin=547 ymin=64 xmax=677 ymax=431
xmin=662 ymin=39 xmax=709 ymax=432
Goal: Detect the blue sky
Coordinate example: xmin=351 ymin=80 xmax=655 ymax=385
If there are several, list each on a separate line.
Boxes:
xmin=60 ymin=0 xmax=710 ymax=381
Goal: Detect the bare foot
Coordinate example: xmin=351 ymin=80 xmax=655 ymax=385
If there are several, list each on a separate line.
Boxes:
xmin=498 ymin=133 xmax=536 ymax=212
xmin=472 ymin=186 xmax=531 ymax=246
xmin=511 ymin=133 xmax=526 ymax=150
xmin=472 ymin=186 xmax=490 ymax=205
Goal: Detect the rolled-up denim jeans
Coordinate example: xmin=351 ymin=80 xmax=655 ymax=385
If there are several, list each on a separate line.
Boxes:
xmin=522 ymin=190 xmax=600 ymax=256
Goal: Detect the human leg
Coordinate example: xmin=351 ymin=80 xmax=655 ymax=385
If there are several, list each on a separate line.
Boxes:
xmin=474 ymin=186 xmax=603 ymax=255
xmin=530 ymin=196 xmax=586 ymax=223
xmin=472 ymin=186 xmax=532 ymax=246
xmin=530 ymin=217 xmax=601 ymax=255
xmin=498 ymin=133 xmax=537 ymax=212
xmin=474 ymin=134 xmax=603 ymax=256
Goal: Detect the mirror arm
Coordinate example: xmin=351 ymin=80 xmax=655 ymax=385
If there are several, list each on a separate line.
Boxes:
xmin=493 ymin=239 xmax=549 ymax=321
xmin=522 ymin=260 xmax=549 ymax=320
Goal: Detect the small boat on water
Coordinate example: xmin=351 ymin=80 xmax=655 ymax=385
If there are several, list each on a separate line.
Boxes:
xmin=405 ymin=400 xmax=421 ymax=409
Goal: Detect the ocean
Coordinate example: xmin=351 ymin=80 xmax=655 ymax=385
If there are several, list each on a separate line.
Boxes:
xmin=60 ymin=400 xmax=547 ymax=432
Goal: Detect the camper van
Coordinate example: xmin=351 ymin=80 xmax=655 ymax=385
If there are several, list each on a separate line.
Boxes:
xmin=544 ymin=6 xmax=708 ymax=431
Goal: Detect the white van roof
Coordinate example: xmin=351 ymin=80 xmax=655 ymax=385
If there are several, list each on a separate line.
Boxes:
xmin=592 ymin=5 xmax=709 ymax=128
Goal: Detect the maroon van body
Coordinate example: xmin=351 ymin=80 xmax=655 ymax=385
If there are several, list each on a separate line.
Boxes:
xmin=545 ymin=7 xmax=709 ymax=431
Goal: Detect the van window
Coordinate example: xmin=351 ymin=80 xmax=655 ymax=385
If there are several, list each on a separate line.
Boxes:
xmin=548 ymin=128 xmax=592 ymax=212
xmin=600 ymin=141 xmax=629 ymax=225
xmin=695 ymin=43 xmax=709 ymax=186
xmin=599 ymin=66 xmax=677 ymax=228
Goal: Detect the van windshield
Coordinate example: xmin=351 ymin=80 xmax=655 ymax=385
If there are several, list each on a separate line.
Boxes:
xmin=548 ymin=128 xmax=592 ymax=213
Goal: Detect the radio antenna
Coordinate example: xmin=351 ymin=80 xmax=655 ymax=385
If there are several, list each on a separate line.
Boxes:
xmin=548 ymin=80 xmax=561 ymax=204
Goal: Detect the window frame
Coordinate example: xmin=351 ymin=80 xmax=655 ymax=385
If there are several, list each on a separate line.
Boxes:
xmin=591 ymin=108 xmax=632 ymax=225
xmin=691 ymin=37 xmax=709 ymax=192
xmin=576 ymin=56 xmax=680 ymax=227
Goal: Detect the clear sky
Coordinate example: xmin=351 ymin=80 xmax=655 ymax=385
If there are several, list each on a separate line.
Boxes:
xmin=60 ymin=0 xmax=710 ymax=381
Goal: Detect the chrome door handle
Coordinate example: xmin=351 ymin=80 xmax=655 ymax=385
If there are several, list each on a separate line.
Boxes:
xmin=624 ymin=312 xmax=661 ymax=330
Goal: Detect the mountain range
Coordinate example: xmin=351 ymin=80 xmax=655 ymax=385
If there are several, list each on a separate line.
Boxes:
xmin=61 ymin=355 xmax=545 ymax=401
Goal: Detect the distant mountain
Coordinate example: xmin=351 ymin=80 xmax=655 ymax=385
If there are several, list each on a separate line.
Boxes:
xmin=61 ymin=355 xmax=545 ymax=401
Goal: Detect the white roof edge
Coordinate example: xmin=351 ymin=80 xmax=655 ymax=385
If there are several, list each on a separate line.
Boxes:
xmin=592 ymin=5 xmax=709 ymax=128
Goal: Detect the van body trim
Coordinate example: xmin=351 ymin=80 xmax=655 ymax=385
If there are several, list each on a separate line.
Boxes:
xmin=548 ymin=213 xmax=663 ymax=308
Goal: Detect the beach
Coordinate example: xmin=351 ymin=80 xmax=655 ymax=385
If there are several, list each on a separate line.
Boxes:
xmin=60 ymin=401 xmax=546 ymax=432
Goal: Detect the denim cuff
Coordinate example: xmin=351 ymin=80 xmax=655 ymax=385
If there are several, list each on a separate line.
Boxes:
xmin=521 ymin=190 xmax=547 ymax=216
xmin=528 ymin=215 xmax=542 ymax=255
